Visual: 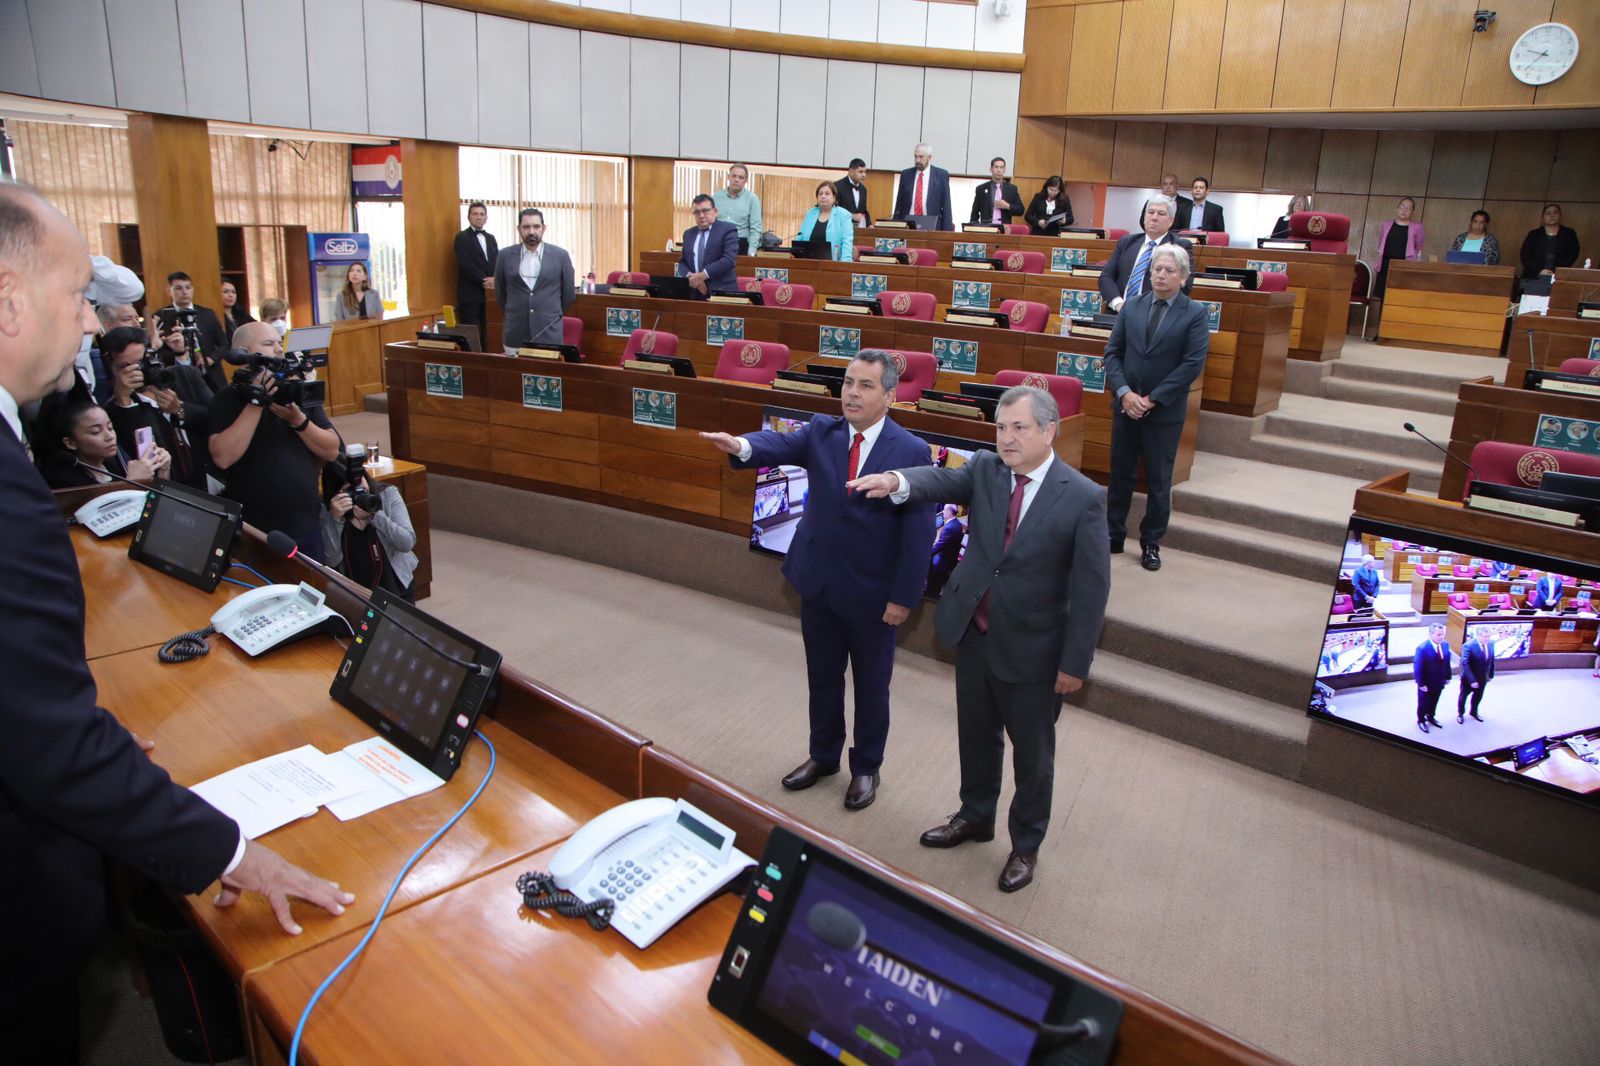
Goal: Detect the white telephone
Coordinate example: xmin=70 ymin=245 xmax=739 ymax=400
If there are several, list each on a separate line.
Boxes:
xmin=550 ymin=796 xmax=754 ymax=949
xmin=74 ymin=489 xmax=147 ymax=537
xmin=210 ymin=582 xmax=346 ymax=657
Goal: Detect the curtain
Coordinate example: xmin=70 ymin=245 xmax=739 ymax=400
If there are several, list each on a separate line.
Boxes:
xmin=8 ymin=120 xmax=138 ymax=259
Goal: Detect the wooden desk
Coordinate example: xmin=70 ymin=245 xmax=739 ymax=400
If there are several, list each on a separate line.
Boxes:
xmin=1506 ymin=313 xmax=1600 ymax=386
xmin=1445 ymin=605 xmax=1600 ymax=652
xmin=325 ymin=310 xmax=441 ymax=416
xmin=1508 ymin=746 xmax=1600 ymax=794
xmin=75 ymin=524 xmax=248 ymax=660
xmin=1549 ymin=267 xmax=1600 ymax=316
xmin=1377 ymin=261 xmax=1518 ymax=357
xmin=1441 ymin=380 xmax=1600 ymax=503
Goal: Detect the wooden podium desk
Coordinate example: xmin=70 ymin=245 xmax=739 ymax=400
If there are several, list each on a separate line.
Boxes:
xmin=1506 ymin=313 xmax=1600 ymax=386
xmin=1376 ymin=261 xmax=1518 ymax=357
xmin=1441 ymin=380 xmax=1600 ymax=502
xmin=324 ymin=310 xmax=442 ymax=416
xmin=1549 ymin=267 xmax=1600 ymax=316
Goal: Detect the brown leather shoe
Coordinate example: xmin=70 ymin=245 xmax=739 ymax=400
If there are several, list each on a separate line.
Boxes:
xmin=998 ymin=851 xmax=1037 ymax=893
xmin=844 ymin=773 xmax=880 ymax=810
xmin=781 ymin=758 xmax=839 ymax=791
xmin=919 ymin=813 xmax=995 ymax=849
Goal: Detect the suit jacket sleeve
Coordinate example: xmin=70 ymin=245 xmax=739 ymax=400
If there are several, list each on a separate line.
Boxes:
xmin=1215 ymin=204 xmax=1226 ymax=233
xmin=1060 ymin=485 xmax=1111 ymax=678
xmin=558 ymin=248 xmax=576 ymax=313
xmin=899 ymin=461 xmax=977 ymax=507
xmin=888 ymin=438 xmax=934 ymax=608
xmin=1412 ymin=645 xmax=1427 ymax=683
xmin=709 ymin=225 xmax=740 ymax=280
xmin=1102 ymin=301 xmax=1131 ymax=394
xmin=937 ymin=170 xmax=953 ymax=232
xmin=455 ymin=231 xmax=484 ymax=285
xmin=969 ymin=184 xmax=987 ymax=223
xmin=492 ymin=249 xmax=510 ymax=308
xmin=730 ymin=420 xmax=817 ymax=470
xmin=1146 ymin=303 xmax=1210 ymax=411
xmin=1099 ymin=235 xmax=1131 ymax=303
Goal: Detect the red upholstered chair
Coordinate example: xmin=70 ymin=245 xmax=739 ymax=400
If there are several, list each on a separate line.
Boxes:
xmin=1467 ymin=440 xmax=1600 ymax=500
xmin=714 ymin=339 xmax=789 ymax=384
xmin=877 ymin=291 xmax=937 ymax=320
xmin=853 ymin=245 xmax=875 ymax=260
xmin=889 ymin=350 xmax=938 ymax=402
xmin=997 ymin=250 xmax=1046 ymax=274
xmin=562 ymin=316 xmax=584 ymax=359
xmin=1005 ymin=224 xmax=1031 ymax=235
xmin=1486 ymin=593 xmax=1513 ymax=610
xmin=904 ymin=247 xmax=939 ymax=266
xmin=1446 ymin=592 xmax=1473 ymax=611
xmin=1557 ymin=357 xmax=1600 ymax=377
xmin=1330 ymin=594 xmax=1354 ymax=615
xmin=998 ymin=299 xmax=1051 ymax=333
xmin=605 ymin=270 xmax=649 ymax=286
xmin=992 ymin=369 xmax=1084 ymax=417
xmin=1414 ymin=563 xmax=1439 ymax=578
xmin=1106 ymin=228 xmax=1130 ymax=240
xmin=1477 ymin=561 xmax=1497 ymax=577
xmin=1258 ymin=271 xmax=1289 ymax=292
xmin=737 ymin=275 xmax=763 ymax=293
xmin=1350 ymin=260 xmax=1376 ymax=340
xmin=1179 ymin=230 xmax=1229 ymax=247
xmin=1453 ymin=565 xmax=1476 ymax=577
xmin=621 ymin=328 xmax=678 ymax=361
xmin=759 ymin=280 xmax=816 ymax=310
xmin=1288 ymin=211 xmax=1351 ymax=254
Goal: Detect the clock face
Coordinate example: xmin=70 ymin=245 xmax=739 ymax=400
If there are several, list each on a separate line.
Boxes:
xmin=1509 ymin=22 xmax=1579 ymax=86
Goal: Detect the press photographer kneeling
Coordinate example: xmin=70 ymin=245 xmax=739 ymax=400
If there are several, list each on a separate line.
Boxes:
xmin=320 ymin=443 xmax=419 ymax=602
xmin=208 ymin=320 xmax=340 ymax=561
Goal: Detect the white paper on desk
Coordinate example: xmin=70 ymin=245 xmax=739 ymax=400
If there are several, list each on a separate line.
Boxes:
xmin=324 ymin=737 xmax=446 ymax=821
xmin=191 ymin=745 xmax=367 ymax=840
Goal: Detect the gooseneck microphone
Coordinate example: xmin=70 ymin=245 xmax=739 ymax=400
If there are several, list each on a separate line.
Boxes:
xmin=1402 ymin=422 xmax=1479 ymax=493
xmin=264 ymin=530 xmax=488 ymax=676
xmin=72 ymin=461 xmax=235 ymax=520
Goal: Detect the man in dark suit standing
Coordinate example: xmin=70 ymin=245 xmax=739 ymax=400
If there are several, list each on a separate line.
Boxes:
xmin=492 ymin=206 xmax=575 ymax=351
xmin=835 ymin=158 xmax=872 ymax=228
xmin=454 ymin=201 xmax=498 ymax=335
xmin=152 ymin=271 xmax=228 ymax=378
xmin=1351 ymin=554 xmax=1382 ymax=610
xmin=892 ymin=143 xmax=953 ymax=232
xmin=851 ymin=386 xmax=1112 ymax=892
xmin=1529 ymin=572 xmax=1565 ymax=610
xmin=0 ymin=182 xmax=352 ymax=1063
xmin=1457 ymin=629 xmax=1494 ymax=723
xmin=1175 ymin=177 xmax=1226 ymax=233
xmin=1413 ymin=623 xmax=1452 ymax=733
xmin=925 ymin=503 xmax=966 ymax=597
xmin=1098 ymin=201 xmax=1193 ymax=313
xmin=970 ymin=156 xmax=1022 ymax=226
xmin=1103 ymin=243 xmax=1210 ymax=572
xmin=678 ymin=194 xmax=740 ymax=299
xmin=702 ymin=352 xmax=933 ymax=809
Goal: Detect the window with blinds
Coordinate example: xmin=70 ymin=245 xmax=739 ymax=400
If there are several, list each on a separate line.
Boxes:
xmin=458 ymin=147 xmax=629 ymax=282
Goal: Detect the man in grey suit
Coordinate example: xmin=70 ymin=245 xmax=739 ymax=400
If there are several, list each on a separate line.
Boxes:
xmin=850 ymin=386 xmax=1112 ymax=892
xmin=1103 ymin=244 xmax=1210 ymax=573
xmin=491 ymin=207 xmax=575 ymax=352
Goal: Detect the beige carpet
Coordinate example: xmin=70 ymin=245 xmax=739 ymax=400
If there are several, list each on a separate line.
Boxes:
xmin=417 ymin=529 xmax=1600 ymax=1066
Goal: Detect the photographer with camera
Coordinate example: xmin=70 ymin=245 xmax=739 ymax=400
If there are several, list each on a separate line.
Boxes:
xmin=102 ymin=326 xmax=210 ymax=490
xmin=152 ymin=311 xmax=228 ymax=393
xmin=152 ymin=270 xmax=227 ymax=369
xmin=208 ymin=321 xmax=341 ymax=561
xmin=320 ymin=445 xmax=419 ymax=602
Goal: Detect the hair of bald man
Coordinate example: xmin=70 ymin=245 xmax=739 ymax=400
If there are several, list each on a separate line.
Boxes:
xmin=233 ymin=319 xmax=279 ymax=352
xmin=0 ymin=181 xmax=49 ymax=274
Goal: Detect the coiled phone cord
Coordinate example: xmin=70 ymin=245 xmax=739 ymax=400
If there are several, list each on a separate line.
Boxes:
xmin=515 ymin=872 xmax=616 ymax=931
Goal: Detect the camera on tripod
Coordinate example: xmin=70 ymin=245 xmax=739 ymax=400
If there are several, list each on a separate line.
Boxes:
xmin=135 ymin=354 xmax=175 ymax=391
xmin=343 ymin=443 xmax=382 ymax=512
xmin=224 ymin=347 xmax=328 ymax=408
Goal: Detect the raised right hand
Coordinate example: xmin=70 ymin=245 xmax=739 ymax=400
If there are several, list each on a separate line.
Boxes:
xmin=698 ymin=431 xmax=742 ymax=455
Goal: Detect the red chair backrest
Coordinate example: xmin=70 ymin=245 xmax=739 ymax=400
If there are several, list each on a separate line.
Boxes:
xmin=606 ymin=270 xmax=648 ymax=286
xmin=877 ymin=291 xmax=937 ymax=320
xmin=992 ymin=369 xmax=1084 ymax=417
xmin=714 ymin=340 xmax=789 ymax=384
xmin=889 ymin=351 xmax=938 ymax=402
xmin=759 ymin=280 xmax=815 ymax=310
xmin=1467 ymin=440 xmax=1600 ymax=499
xmin=1258 ymin=271 xmax=1289 ymax=292
xmin=1106 ymin=228 xmax=1130 ymax=240
xmin=1447 ymin=592 xmax=1472 ymax=610
xmin=622 ymin=329 xmax=678 ymax=361
xmin=1288 ymin=211 xmax=1350 ymax=254
xmin=904 ymin=247 xmax=939 ymax=266
xmin=1330 ymin=594 xmax=1353 ymax=615
xmin=1487 ymin=594 xmax=1512 ymax=608
xmin=1179 ymin=230 xmax=1230 ymax=248
xmin=1005 ymin=224 xmax=1031 ymax=235
xmin=1557 ymin=357 xmax=1600 ymax=377
xmin=997 ymin=250 xmax=1046 ymax=274
xmin=998 ymin=299 xmax=1050 ymax=333
xmin=562 ymin=316 xmax=584 ymax=358
xmin=1415 ymin=563 xmax=1439 ymax=577
xmin=737 ymin=275 xmax=763 ymax=293
xmin=1453 ymin=565 xmax=1476 ymax=577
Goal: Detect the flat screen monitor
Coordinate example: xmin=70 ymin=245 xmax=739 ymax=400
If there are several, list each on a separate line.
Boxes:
xmin=285 ymin=324 xmax=334 ymax=353
xmin=1307 ymin=516 xmax=1600 ymax=806
xmin=1445 ymin=250 xmax=1488 ymax=265
xmin=127 ymin=482 xmax=244 ymax=592
xmin=747 ymin=405 xmax=995 ymax=602
xmin=1514 ymin=736 xmax=1549 ymax=769
xmin=648 ymin=275 xmax=694 ymax=300
xmin=791 ymin=239 xmax=833 ymax=261
xmin=633 ymin=353 xmax=697 ymax=378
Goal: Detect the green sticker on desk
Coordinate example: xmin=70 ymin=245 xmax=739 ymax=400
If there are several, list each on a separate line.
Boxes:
xmin=1055 ymin=351 xmax=1106 ymax=392
xmin=1201 ymin=300 xmax=1223 ymax=333
xmin=954 ymin=241 xmax=988 ymax=260
xmin=424 ymin=362 xmax=463 ymax=399
xmin=605 ymin=307 xmax=641 ymax=337
xmin=851 ymin=273 xmax=889 ymax=299
xmin=820 ymin=326 xmax=861 ymax=359
xmin=707 ymin=316 xmax=745 ymax=346
xmin=874 ymin=237 xmax=907 ymax=253
xmin=953 ymin=280 xmax=992 ymax=309
xmin=1246 ymin=259 xmax=1288 ymax=275
xmin=522 ymin=373 xmax=562 ymax=411
xmin=1533 ymin=412 xmax=1600 ymax=456
xmin=754 ymin=267 xmax=789 ymax=283
xmin=1059 ymin=289 xmax=1101 ymax=318
xmin=1050 ymin=247 xmax=1087 ymax=272
xmin=632 ymin=387 xmax=677 ymax=429
xmin=932 ymin=338 xmax=978 ymax=375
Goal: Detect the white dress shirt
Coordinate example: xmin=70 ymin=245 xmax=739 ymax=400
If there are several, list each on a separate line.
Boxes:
xmin=736 ymin=414 xmax=886 ymax=468
xmin=519 ymin=242 xmax=545 ymax=290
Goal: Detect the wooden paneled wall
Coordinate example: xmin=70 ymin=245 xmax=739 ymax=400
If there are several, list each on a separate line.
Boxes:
xmin=1015 ymin=119 xmax=1600 ymax=264
xmin=401 ymin=140 xmax=462 ymax=315
xmin=1022 ymin=0 xmax=1600 ymax=114
xmin=124 ymin=114 xmax=222 ymax=315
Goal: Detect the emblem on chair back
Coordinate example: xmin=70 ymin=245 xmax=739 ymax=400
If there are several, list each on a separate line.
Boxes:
xmin=1006 ymin=252 xmax=1024 ymax=271
xmin=1307 ymin=215 xmax=1328 ymax=236
xmin=739 ymin=342 xmax=763 ymax=367
xmin=640 ymin=331 xmax=656 ymax=355
xmin=1009 ymin=302 xmax=1027 ymax=324
xmin=1022 ymin=373 xmax=1049 ymax=390
xmin=776 ymin=284 xmax=793 ymax=305
xmin=743 ymin=278 xmax=760 ymax=292
xmin=891 ymin=352 xmax=907 ymax=377
xmin=1516 ymin=450 xmax=1559 ymax=488
xmin=891 ymin=293 xmax=912 ymax=315
xmin=1590 ymin=364 xmax=1600 ymax=378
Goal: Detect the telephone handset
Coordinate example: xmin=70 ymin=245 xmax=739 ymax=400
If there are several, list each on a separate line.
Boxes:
xmin=549 ymin=797 xmax=754 ymax=949
xmin=210 ymin=582 xmax=347 ymax=657
xmin=74 ymin=489 xmax=148 ymax=537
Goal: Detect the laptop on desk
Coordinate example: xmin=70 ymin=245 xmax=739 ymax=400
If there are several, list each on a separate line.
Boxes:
xmin=648 ymin=275 xmax=694 ymax=301
xmin=791 ymin=239 xmax=833 ymax=260
xmin=1445 ymin=250 xmax=1488 ymax=265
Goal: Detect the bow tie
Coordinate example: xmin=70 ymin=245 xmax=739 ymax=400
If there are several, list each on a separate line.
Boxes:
xmin=473 ymin=229 xmax=483 ymax=235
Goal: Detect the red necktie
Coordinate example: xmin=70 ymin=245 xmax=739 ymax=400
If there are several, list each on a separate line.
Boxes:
xmin=913 ymin=171 xmax=925 ymax=216
xmin=846 ymin=431 xmax=864 ymax=482
xmin=975 ymin=474 xmax=1030 ymax=633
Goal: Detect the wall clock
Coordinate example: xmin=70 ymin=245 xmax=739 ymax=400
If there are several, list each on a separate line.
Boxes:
xmin=1509 ymin=22 xmax=1579 ymax=86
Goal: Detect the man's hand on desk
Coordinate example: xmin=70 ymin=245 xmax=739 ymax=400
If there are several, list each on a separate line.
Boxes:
xmin=216 ymin=842 xmax=355 ymax=936
xmin=130 ymin=730 xmax=155 ymax=752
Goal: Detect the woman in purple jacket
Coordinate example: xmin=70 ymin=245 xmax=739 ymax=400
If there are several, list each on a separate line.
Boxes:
xmin=1375 ymin=196 xmax=1424 ymax=298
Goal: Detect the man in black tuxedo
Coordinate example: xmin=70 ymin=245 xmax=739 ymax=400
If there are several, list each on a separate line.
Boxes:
xmin=970 ymin=157 xmax=1022 ymax=226
xmin=454 ymin=201 xmax=499 ymax=334
xmin=1103 ymin=243 xmax=1210 ymax=572
xmin=0 ymin=182 xmax=352 ymax=1064
xmin=1457 ymin=629 xmax=1494 ymax=723
xmin=1175 ymin=176 xmax=1225 ymax=233
xmin=1098 ymin=201 xmax=1193 ymax=313
xmin=1413 ymin=623 xmax=1453 ymax=733
xmin=834 ymin=158 xmax=872 ymax=228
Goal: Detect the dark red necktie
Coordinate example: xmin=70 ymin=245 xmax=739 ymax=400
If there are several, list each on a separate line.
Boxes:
xmin=914 ymin=171 xmax=925 ymax=216
xmin=846 ymin=431 xmax=864 ymax=482
xmin=975 ymin=474 xmax=1030 ymax=634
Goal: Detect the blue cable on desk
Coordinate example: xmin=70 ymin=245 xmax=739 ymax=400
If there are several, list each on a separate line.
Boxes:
xmin=219 ymin=575 xmax=258 ymax=590
xmin=228 ymin=561 xmax=273 ymax=586
xmin=288 ymin=729 xmax=497 ymax=1065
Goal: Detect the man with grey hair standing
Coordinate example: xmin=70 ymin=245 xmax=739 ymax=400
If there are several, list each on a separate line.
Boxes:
xmin=701 ymin=351 xmax=933 ymax=810
xmin=892 ymin=143 xmax=953 ymax=231
xmin=850 ymin=385 xmax=1111 ymax=892
xmin=1103 ymin=242 xmax=1210 ymax=572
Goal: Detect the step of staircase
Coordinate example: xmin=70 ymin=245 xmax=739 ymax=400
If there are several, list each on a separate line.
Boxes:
xmin=1203 ymin=430 xmax=1444 ymax=494
xmin=1159 ymin=511 xmax=1342 ymax=582
xmin=1330 ymin=339 xmax=1506 ymax=391
xmin=1168 ymin=454 xmax=1360 ymax=545
xmin=1316 ymin=376 xmax=1460 ymax=418
xmin=1261 ymin=394 xmax=1452 ymax=462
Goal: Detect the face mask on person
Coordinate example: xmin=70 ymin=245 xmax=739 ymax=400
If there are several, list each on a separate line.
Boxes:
xmin=268 ymin=318 xmax=289 ymax=338
xmin=75 ymin=333 xmax=95 ymax=378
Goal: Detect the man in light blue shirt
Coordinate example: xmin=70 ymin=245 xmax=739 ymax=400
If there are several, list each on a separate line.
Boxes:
xmin=712 ymin=164 xmax=763 ymax=256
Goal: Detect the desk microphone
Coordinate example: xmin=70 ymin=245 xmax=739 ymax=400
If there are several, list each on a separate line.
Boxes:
xmin=72 ymin=461 xmax=235 ymax=520
xmin=1402 ymin=422 xmax=1478 ymax=496
xmin=264 ymin=530 xmax=489 ymax=676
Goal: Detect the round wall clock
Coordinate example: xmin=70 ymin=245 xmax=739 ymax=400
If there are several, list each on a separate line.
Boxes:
xmin=1509 ymin=22 xmax=1579 ymax=86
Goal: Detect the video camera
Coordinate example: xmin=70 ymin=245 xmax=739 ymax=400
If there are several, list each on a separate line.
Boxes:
xmin=342 ymin=443 xmax=382 ymax=512
xmin=223 ymin=347 xmax=328 ymax=408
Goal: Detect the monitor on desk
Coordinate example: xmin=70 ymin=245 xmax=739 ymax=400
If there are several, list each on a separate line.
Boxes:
xmin=1445 ymin=250 xmax=1488 ymax=265
xmin=127 ymin=482 xmax=244 ymax=593
xmin=648 ymin=275 xmax=695 ymax=301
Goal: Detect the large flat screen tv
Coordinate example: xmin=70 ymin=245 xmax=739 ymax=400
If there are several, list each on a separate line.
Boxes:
xmin=1308 ymin=517 xmax=1600 ymax=806
xmin=747 ymin=406 xmax=996 ymax=602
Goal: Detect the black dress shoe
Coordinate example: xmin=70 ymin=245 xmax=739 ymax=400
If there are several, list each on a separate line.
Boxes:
xmin=844 ymin=773 xmax=880 ymax=810
xmin=998 ymin=851 xmax=1037 ymax=893
xmin=1140 ymin=543 xmax=1161 ymax=571
xmin=1471 ymin=712 xmax=1483 ymax=721
xmin=1457 ymin=713 xmax=1465 ymax=724
xmin=919 ymin=814 xmax=995 ymax=849
xmin=1419 ymin=720 xmax=1430 ymax=733
xmin=1109 ymin=537 xmax=1125 ymax=554
xmin=1430 ymin=718 xmax=1443 ymax=728
xmin=781 ymin=758 xmax=839 ymax=791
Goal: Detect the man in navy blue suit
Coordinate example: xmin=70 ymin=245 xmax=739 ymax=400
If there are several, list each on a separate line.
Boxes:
xmin=1457 ymin=629 xmax=1494 ymax=723
xmin=1412 ymin=623 xmax=1453 ymax=733
xmin=892 ymin=144 xmax=954 ymax=232
xmin=701 ymin=351 xmax=934 ymax=809
xmin=0 ymin=183 xmax=352 ymax=1061
xmin=1529 ymin=572 xmax=1565 ymax=610
xmin=1351 ymin=554 xmax=1382 ymax=610
xmin=679 ymin=194 xmax=740 ymax=298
